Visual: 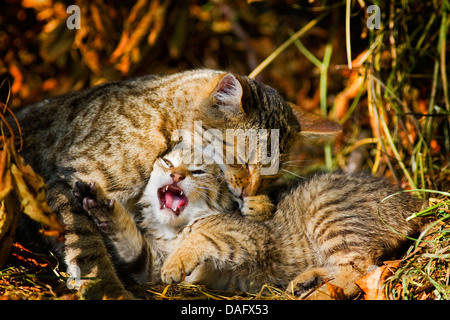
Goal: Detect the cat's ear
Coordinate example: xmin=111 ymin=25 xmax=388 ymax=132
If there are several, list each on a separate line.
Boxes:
xmin=289 ymin=103 xmax=342 ymax=136
xmin=212 ymin=74 xmax=245 ymax=115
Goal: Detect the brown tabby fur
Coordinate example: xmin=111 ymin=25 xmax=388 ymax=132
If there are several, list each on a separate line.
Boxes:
xmin=11 ymin=69 xmax=339 ymax=298
xmin=161 ymin=172 xmax=428 ymax=299
xmin=79 ymin=171 xmax=428 ymax=299
xmin=72 ymin=148 xmax=241 ymax=288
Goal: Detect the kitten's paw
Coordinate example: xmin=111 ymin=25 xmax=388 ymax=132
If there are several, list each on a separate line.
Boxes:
xmin=161 ymin=257 xmax=185 ymax=284
xmin=161 ymin=253 xmax=200 ymax=285
xmin=72 ymin=180 xmax=115 ymax=230
xmin=288 ymin=267 xmax=331 ymax=299
xmin=241 ymin=194 xmax=274 ymax=222
xmin=289 ymin=275 xmax=324 ymax=297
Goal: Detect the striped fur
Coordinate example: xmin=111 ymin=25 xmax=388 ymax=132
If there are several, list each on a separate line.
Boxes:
xmin=12 ymin=69 xmax=303 ymax=298
xmin=160 ymin=172 xmax=428 ymax=299
xmin=79 ymin=170 xmax=428 ymax=299
xmin=73 ymin=149 xmax=240 ymax=285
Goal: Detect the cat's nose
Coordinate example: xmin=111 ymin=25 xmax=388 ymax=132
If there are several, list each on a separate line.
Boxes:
xmin=170 ymin=172 xmax=185 ymax=183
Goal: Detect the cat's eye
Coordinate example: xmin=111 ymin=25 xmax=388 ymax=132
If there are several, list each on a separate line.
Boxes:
xmin=191 ymin=170 xmax=207 ymax=176
xmin=161 ymin=158 xmax=173 ymax=168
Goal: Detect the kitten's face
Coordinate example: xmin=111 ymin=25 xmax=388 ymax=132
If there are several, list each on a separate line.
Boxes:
xmin=143 ymin=150 xmax=239 ymax=229
xmin=222 ymin=163 xmax=277 ymax=198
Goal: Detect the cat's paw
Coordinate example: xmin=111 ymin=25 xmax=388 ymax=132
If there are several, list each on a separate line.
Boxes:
xmin=72 ymin=180 xmax=115 ymax=231
xmin=288 ymin=268 xmax=331 ymax=299
xmin=289 ymin=275 xmax=324 ymax=297
xmin=161 ymin=252 xmax=200 ymax=284
xmin=240 ymin=194 xmax=275 ymax=222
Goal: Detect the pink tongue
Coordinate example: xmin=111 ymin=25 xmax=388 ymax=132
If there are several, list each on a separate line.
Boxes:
xmin=164 ymin=192 xmax=187 ymax=211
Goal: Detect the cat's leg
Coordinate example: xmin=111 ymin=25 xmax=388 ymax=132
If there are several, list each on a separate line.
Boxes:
xmin=46 ymin=179 xmax=133 ymax=299
xmin=322 ymin=264 xmax=364 ymax=298
xmin=289 ymin=262 xmax=366 ymax=300
xmin=240 ymin=194 xmax=275 ymax=222
xmin=288 ymin=267 xmax=331 ymax=298
xmin=72 ymin=180 xmax=152 ymax=284
xmin=321 ymin=256 xmax=372 ymax=299
xmin=161 ymin=214 xmax=275 ymax=288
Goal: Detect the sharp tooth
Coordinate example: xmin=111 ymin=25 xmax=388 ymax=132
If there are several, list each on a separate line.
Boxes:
xmin=180 ymin=191 xmax=183 ymax=196
xmin=162 ymin=204 xmax=166 ymax=208
xmin=165 ymin=186 xmax=169 ymax=191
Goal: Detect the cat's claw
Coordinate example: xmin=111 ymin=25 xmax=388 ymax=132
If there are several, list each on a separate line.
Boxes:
xmin=73 ymin=181 xmax=96 ymax=210
xmin=72 ymin=180 xmax=115 ymax=231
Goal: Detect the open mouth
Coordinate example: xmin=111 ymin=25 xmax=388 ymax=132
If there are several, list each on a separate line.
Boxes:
xmin=157 ymin=185 xmax=188 ymax=216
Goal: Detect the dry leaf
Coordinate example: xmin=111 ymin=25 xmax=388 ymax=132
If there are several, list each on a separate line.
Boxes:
xmin=0 ymin=147 xmax=13 ymax=200
xmin=0 ymin=198 xmax=19 ymax=268
xmin=354 ymin=260 xmax=401 ymax=300
xmin=10 ymin=242 xmax=52 ymax=268
xmin=0 ymin=134 xmax=65 ymax=268
xmin=333 ymin=72 xmax=365 ymax=120
xmin=10 ymin=163 xmax=64 ymax=234
xmin=324 ymin=279 xmax=346 ymax=300
xmin=0 ymin=139 xmax=19 ymax=268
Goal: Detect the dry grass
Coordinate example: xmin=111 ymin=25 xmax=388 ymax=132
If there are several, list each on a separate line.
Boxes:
xmin=384 ymin=198 xmax=450 ymax=300
xmin=1 ymin=196 xmax=448 ymax=300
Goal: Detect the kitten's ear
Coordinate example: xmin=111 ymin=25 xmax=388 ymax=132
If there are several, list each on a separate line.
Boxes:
xmin=289 ymin=103 xmax=342 ymax=136
xmin=212 ymin=74 xmax=245 ymax=115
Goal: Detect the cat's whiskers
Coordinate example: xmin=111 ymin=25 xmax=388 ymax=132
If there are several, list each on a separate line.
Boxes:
xmin=281 ymin=168 xmax=305 ymax=179
xmin=282 ymin=160 xmax=311 ymax=165
xmin=181 ymin=179 xmax=217 ymax=203
xmin=190 ymin=188 xmax=215 ymax=204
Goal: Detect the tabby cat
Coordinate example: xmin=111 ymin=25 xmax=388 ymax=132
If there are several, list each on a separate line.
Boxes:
xmin=77 ymin=160 xmax=428 ymax=299
xmin=73 ymin=148 xmax=240 ymax=287
xmin=12 ymin=69 xmax=340 ymax=298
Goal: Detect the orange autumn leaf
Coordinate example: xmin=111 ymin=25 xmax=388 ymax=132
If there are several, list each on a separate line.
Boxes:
xmin=324 ymin=279 xmax=346 ymax=300
xmin=430 ymin=140 xmax=441 ymax=153
xmin=334 ymin=72 xmax=365 ymax=121
xmin=10 ymin=163 xmax=64 ymax=235
xmin=355 ymin=260 xmax=401 ymax=300
xmin=0 ymin=102 xmax=65 ymax=268
xmin=8 ymin=64 xmax=23 ymax=95
xmin=10 ymin=242 xmax=52 ymax=268
xmin=0 ymin=146 xmax=13 ymax=200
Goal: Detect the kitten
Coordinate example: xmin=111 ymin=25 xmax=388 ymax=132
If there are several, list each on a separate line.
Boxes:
xmin=160 ymin=172 xmax=429 ymax=299
xmin=12 ymin=69 xmax=340 ymax=298
xmin=78 ymin=169 xmax=428 ymax=299
xmin=73 ymin=148 xmax=239 ymax=287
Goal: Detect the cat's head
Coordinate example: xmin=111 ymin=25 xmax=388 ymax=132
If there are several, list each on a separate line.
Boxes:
xmin=196 ymin=72 xmax=342 ymax=199
xmin=142 ymin=148 xmax=239 ymax=229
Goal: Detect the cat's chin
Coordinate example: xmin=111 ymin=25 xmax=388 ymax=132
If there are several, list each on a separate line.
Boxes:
xmin=156 ymin=206 xmax=191 ymax=228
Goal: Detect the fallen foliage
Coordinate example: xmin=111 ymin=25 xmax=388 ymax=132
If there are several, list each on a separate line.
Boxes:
xmin=0 ymin=94 xmax=64 ymax=269
xmin=355 ymin=260 xmax=401 ymax=300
